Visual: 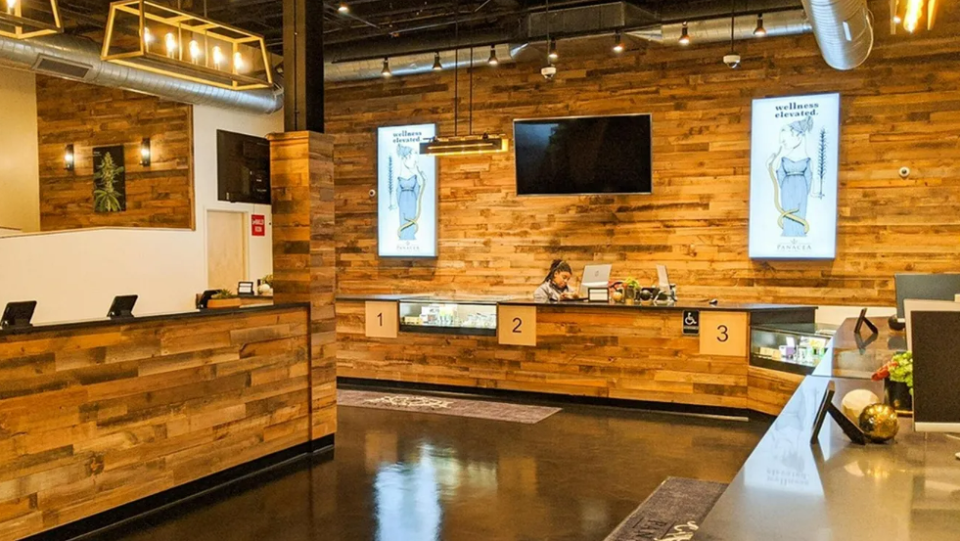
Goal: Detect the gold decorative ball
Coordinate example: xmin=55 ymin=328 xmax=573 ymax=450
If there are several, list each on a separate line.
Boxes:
xmin=858 ymin=403 xmax=900 ymax=443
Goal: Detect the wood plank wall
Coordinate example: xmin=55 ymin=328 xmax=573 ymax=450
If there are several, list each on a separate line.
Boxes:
xmin=270 ymin=132 xmax=338 ymax=441
xmin=36 ymin=76 xmax=194 ymax=231
xmin=0 ymin=307 xmax=310 ymax=540
xmin=326 ymin=0 xmax=960 ymax=306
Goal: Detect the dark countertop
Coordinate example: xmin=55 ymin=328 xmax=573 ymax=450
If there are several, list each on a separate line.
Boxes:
xmin=0 ymin=302 xmax=310 ymax=338
xmin=500 ymin=299 xmax=816 ymax=313
xmin=698 ymin=375 xmax=960 ymax=541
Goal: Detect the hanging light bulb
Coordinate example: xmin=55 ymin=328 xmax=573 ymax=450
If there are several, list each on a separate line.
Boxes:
xmin=902 ymin=0 xmax=923 ymax=33
xmin=548 ymin=39 xmax=558 ymax=61
xmin=679 ymin=21 xmax=691 ymax=45
xmin=164 ymin=32 xmax=177 ymax=58
xmin=213 ymin=46 xmax=223 ymax=69
xmin=381 ymin=57 xmax=392 ymax=77
xmin=233 ymin=51 xmax=244 ymax=71
xmin=337 ymin=2 xmax=349 ymax=13
xmin=5 ymin=0 xmax=15 ymax=15
xmin=893 ymin=14 xmax=902 ymax=23
xmin=432 ymin=52 xmax=443 ymax=71
xmin=189 ymin=40 xmax=201 ymax=63
xmin=487 ymin=45 xmax=499 ymax=66
xmin=612 ymin=31 xmax=625 ymax=53
xmin=754 ymin=13 xmax=767 ymax=37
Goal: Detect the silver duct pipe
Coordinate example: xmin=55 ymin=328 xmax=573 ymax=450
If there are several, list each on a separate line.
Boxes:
xmin=799 ymin=0 xmax=874 ymax=69
xmin=0 ymin=33 xmax=283 ymax=114
xmin=326 ymin=44 xmax=515 ymax=82
xmin=642 ymin=10 xmax=812 ymax=44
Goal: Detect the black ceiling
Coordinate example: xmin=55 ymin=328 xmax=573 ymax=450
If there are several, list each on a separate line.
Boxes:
xmin=57 ymin=0 xmax=801 ymax=56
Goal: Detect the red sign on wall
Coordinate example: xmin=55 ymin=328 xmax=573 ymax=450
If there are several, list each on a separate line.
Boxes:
xmin=251 ymin=214 xmax=266 ymax=237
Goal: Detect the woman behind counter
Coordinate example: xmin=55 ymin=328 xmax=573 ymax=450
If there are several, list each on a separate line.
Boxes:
xmin=534 ymin=260 xmax=578 ymax=303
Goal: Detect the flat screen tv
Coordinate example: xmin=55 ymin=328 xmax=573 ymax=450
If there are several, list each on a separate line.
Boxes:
xmin=514 ymin=114 xmax=652 ymax=195
xmin=217 ymin=129 xmax=271 ymax=204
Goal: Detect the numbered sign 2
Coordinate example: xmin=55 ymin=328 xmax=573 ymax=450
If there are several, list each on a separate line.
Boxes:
xmin=699 ymin=311 xmax=748 ymax=357
xmin=498 ymin=305 xmax=537 ymax=346
xmin=365 ymin=301 xmax=399 ymax=338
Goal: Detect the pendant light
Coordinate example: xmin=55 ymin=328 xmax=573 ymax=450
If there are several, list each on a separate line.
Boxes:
xmin=754 ymin=13 xmax=766 ymax=37
xmin=723 ymin=0 xmax=741 ymax=69
xmin=487 ymin=45 xmax=499 ymax=66
xmin=0 ymin=0 xmax=62 ymax=40
xmin=381 ymin=57 xmax=392 ymax=77
xmin=678 ymin=21 xmax=691 ymax=45
xmin=612 ymin=31 xmax=625 ymax=53
xmin=337 ymin=2 xmax=349 ymax=13
xmin=548 ymin=39 xmax=559 ymax=60
xmin=432 ymin=52 xmax=443 ymax=71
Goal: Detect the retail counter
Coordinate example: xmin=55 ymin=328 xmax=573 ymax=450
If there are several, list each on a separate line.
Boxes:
xmin=0 ymin=303 xmax=335 ymax=540
xmin=336 ymin=295 xmax=818 ymax=413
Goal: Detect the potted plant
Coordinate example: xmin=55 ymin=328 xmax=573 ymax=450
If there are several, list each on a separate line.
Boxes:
xmin=258 ymin=274 xmax=274 ymax=296
xmin=623 ymin=278 xmax=641 ymax=305
xmin=872 ymin=351 xmax=913 ymax=412
xmin=207 ymin=289 xmax=241 ymax=309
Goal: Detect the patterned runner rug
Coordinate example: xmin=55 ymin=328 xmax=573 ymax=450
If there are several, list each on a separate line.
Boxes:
xmin=604 ymin=477 xmax=728 ymax=541
xmin=337 ymin=389 xmax=561 ymax=424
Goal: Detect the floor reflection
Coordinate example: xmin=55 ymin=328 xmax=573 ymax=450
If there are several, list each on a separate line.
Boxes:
xmin=92 ymin=394 xmax=770 ymax=541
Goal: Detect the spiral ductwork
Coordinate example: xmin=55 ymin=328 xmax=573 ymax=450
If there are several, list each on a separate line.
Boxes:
xmin=799 ymin=0 xmax=874 ymax=70
xmin=0 ymin=33 xmax=283 ymax=114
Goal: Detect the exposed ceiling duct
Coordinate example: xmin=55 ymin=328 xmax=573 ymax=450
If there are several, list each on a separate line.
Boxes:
xmin=799 ymin=0 xmax=874 ymax=69
xmin=638 ymin=10 xmax=812 ymax=44
xmin=0 ymin=33 xmax=283 ymax=114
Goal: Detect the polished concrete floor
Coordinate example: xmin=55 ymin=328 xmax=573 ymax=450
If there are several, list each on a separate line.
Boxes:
xmin=92 ymin=393 xmax=770 ymax=541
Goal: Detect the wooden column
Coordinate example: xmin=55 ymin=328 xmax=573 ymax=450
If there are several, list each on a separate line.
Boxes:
xmin=269 ymin=131 xmax=336 ymax=444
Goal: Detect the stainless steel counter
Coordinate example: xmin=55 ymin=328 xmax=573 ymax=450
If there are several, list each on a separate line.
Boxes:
xmin=699 ymin=376 xmax=960 ymax=541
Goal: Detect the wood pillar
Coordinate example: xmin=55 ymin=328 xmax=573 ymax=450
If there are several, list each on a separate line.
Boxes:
xmin=269 ymin=131 xmax=336 ymax=443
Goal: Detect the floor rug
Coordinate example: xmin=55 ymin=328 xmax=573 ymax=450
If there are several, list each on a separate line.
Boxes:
xmin=337 ymin=389 xmax=561 ymax=424
xmin=603 ymin=477 xmax=728 ymax=541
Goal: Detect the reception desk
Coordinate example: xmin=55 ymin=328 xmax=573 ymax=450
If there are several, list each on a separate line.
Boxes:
xmin=336 ymin=295 xmax=816 ymax=414
xmin=0 ymin=303 xmax=334 ymax=541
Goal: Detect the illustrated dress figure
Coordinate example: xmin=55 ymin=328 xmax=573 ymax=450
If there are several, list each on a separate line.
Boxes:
xmin=777 ymin=156 xmax=813 ymax=237
xmin=397 ymin=174 xmax=421 ymax=240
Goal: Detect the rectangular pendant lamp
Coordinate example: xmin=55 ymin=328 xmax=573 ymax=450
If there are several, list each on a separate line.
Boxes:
xmin=420 ymin=133 xmax=508 ymax=156
xmin=101 ymin=0 xmax=273 ymax=91
xmin=0 ymin=0 xmax=62 ymax=40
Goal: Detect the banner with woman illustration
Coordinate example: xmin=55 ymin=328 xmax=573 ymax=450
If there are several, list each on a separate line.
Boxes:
xmin=377 ymin=124 xmax=437 ymax=257
xmin=749 ymin=93 xmax=840 ymax=260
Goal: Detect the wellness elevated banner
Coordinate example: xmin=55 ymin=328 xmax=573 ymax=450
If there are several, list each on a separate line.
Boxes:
xmin=749 ymin=93 xmax=840 ymax=260
xmin=377 ymin=124 xmax=437 ymax=258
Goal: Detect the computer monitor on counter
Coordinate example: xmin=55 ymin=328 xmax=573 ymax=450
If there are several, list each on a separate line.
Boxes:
xmin=910 ymin=308 xmax=960 ymax=433
xmin=578 ymin=264 xmax=612 ymax=298
xmin=895 ymin=273 xmax=960 ymax=319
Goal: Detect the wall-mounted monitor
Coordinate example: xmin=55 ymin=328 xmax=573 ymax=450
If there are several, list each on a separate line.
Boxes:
xmin=217 ymin=130 xmax=271 ymax=205
xmin=514 ymin=114 xmax=653 ymax=195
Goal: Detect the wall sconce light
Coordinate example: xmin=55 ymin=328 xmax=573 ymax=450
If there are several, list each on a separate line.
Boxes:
xmin=140 ymin=138 xmax=151 ymax=166
xmin=64 ymin=144 xmax=74 ymax=171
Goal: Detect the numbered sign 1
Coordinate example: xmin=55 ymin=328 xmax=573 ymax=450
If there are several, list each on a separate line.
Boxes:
xmin=498 ymin=305 xmax=537 ymax=347
xmin=365 ymin=301 xmax=399 ymax=339
xmin=699 ymin=311 xmax=748 ymax=357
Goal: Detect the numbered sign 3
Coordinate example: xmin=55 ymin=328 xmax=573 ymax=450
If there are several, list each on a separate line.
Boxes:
xmin=365 ymin=301 xmax=399 ymax=338
xmin=699 ymin=311 xmax=748 ymax=358
xmin=498 ymin=305 xmax=537 ymax=346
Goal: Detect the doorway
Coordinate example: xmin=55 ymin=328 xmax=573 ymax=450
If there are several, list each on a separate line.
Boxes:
xmin=207 ymin=210 xmax=247 ymax=291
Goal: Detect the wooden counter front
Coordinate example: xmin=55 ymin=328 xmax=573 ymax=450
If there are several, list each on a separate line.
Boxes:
xmin=337 ymin=301 xmax=813 ymax=411
xmin=0 ymin=305 xmax=326 ymax=540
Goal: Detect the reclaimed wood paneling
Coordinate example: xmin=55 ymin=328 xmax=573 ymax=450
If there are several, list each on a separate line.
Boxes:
xmin=337 ymin=301 xmax=751 ymax=409
xmin=36 ymin=76 xmax=194 ymax=231
xmin=0 ymin=307 xmax=310 ymax=540
xmin=326 ymin=0 xmax=960 ymax=307
xmin=747 ymin=366 xmax=804 ymax=416
xmin=270 ymin=132 xmax=337 ymax=441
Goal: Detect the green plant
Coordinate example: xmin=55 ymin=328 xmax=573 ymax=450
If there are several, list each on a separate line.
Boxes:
xmin=872 ymin=351 xmax=914 ymax=395
xmin=212 ymin=289 xmax=234 ymax=300
xmin=93 ymin=152 xmax=125 ymax=213
xmin=261 ymin=274 xmax=274 ymax=288
xmin=623 ymin=277 xmax=641 ymax=290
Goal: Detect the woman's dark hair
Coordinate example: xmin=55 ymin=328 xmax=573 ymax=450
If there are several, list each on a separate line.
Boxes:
xmin=544 ymin=259 xmax=573 ymax=283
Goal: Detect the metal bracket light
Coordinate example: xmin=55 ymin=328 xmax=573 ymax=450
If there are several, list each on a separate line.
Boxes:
xmin=0 ymin=0 xmax=62 ymax=40
xmin=101 ymin=0 xmax=273 ymax=91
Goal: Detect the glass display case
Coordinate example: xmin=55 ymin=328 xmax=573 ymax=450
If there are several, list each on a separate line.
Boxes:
xmin=398 ymin=298 xmax=499 ymax=336
xmin=750 ymin=323 xmax=838 ymax=376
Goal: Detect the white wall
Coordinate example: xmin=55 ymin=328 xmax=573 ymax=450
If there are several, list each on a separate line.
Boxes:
xmin=0 ymin=78 xmax=282 ymax=324
xmin=0 ymin=68 xmax=40 ymax=234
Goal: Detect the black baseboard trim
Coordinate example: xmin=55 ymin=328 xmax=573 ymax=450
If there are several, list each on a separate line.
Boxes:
xmin=338 ymin=377 xmax=770 ymax=422
xmin=28 ymin=436 xmax=335 ymax=541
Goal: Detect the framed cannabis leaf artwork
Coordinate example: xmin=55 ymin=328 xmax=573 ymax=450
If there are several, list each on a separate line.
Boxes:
xmin=92 ymin=145 xmax=127 ymax=213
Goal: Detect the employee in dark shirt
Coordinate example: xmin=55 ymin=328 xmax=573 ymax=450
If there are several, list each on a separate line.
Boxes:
xmin=533 ymin=259 xmax=577 ymax=303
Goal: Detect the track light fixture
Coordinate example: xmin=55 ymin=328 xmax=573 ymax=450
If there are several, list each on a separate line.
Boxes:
xmin=548 ymin=39 xmax=558 ymax=60
xmin=381 ymin=57 xmax=392 ymax=78
xmin=433 ymin=52 xmax=442 ymax=71
xmin=679 ymin=21 xmax=691 ymax=45
xmin=754 ymin=13 xmax=767 ymax=37
xmin=337 ymin=2 xmax=349 ymax=14
xmin=612 ymin=31 xmax=625 ymax=53
xmin=487 ymin=45 xmax=499 ymax=66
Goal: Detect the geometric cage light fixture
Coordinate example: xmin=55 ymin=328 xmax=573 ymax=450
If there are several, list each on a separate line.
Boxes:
xmin=0 ymin=0 xmax=63 ymax=40
xmin=101 ymin=0 xmax=273 ymax=91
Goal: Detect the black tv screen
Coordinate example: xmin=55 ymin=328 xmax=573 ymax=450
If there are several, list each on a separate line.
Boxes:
xmin=217 ymin=130 xmax=271 ymax=204
xmin=514 ymin=115 xmax=652 ymax=195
